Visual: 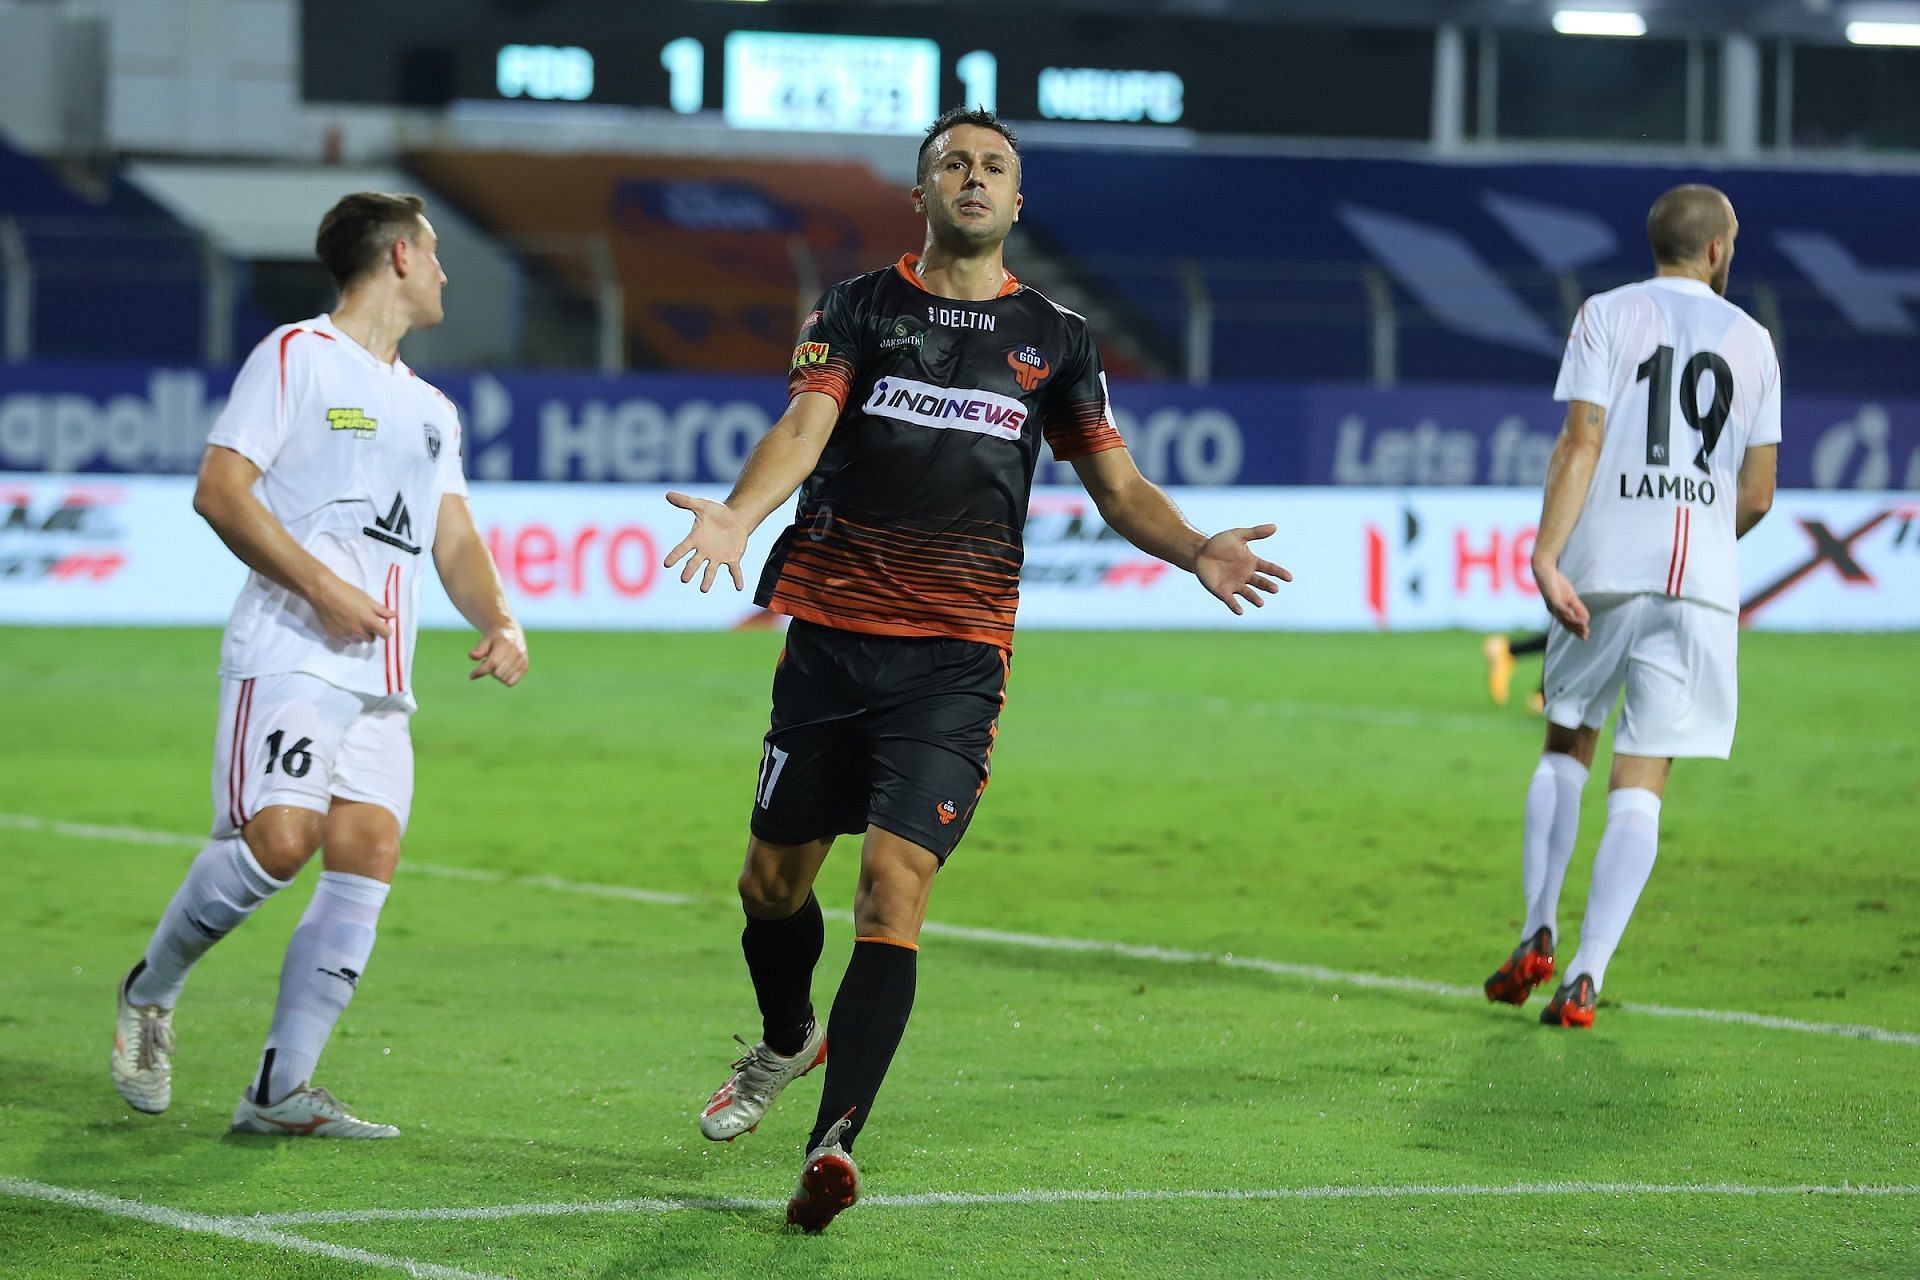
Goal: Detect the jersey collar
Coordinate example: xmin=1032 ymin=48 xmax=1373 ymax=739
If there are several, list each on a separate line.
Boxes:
xmin=316 ymin=313 xmax=410 ymax=376
xmin=894 ymin=253 xmax=1021 ymax=299
xmin=1646 ymin=276 xmax=1718 ymax=298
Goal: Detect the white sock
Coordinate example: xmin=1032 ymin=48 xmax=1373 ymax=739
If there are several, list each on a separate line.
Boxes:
xmin=1521 ymin=752 xmax=1589 ymax=943
xmin=253 ymin=870 xmax=390 ymax=1106
xmin=126 ymin=837 xmax=289 ymax=1008
xmin=1565 ymin=788 xmax=1663 ymax=993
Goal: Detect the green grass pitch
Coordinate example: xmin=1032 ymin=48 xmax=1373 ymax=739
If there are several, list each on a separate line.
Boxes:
xmin=1 ymin=625 xmax=1916 ymax=1278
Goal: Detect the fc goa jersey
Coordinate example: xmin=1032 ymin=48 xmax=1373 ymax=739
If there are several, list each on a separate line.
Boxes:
xmin=756 ymin=254 xmax=1125 ymax=650
xmin=206 ymin=314 xmax=467 ymax=710
xmin=1553 ymin=277 xmax=1782 ymax=615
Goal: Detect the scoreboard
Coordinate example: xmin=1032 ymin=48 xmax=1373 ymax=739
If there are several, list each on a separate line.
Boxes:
xmin=302 ymin=1 xmax=1432 ymax=141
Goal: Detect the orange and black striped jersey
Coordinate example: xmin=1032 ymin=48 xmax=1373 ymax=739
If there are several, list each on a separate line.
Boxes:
xmin=759 ymin=254 xmax=1126 ymax=650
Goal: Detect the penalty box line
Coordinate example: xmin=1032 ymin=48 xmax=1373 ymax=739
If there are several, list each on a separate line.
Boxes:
xmin=244 ymin=1179 xmax=1920 ymax=1226
xmin=6 ymin=811 xmax=1918 ymax=1049
xmin=0 ymin=1175 xmax=508 ymax=1280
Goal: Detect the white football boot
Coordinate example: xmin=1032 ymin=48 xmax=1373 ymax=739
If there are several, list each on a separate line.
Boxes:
xmin=230 ymin=1085 xmax=399 ymax=1139
xmin=786 ymin=1110 xmax=860 ymax=1233
xmin=111 ymin=974 xmax=174 ymax=1115
xmin=698 ymin=1021 xmax=827 ymax=1142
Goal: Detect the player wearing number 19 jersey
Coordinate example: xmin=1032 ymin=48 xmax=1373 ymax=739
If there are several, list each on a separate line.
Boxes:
xmin=111 ymin=193 xmax=527 ymax=1136
xmin=1482 ymin=184 xmax=1779 ymax=1028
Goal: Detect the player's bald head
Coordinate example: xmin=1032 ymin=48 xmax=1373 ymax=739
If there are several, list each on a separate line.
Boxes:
xmin=1646 ymin=185 xmax=1734 ymax=266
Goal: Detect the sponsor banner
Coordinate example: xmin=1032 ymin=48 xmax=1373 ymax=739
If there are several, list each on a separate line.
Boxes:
xmin=5 ymin=475 xmax=1916 ymax=632
xmin=0 ymin=476 xmax=774 ymax=631
xmin=1023 ymin=487 xmax=1920 ymax=632
xmin=6 ymin=360 xmax=1917 ymax=491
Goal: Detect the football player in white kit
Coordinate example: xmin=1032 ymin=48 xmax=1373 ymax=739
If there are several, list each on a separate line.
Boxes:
xmin=110 ymin=193 xmax=528 ymax=1134
xmin=1483 ymin=185 xmax=1778 ymax=1028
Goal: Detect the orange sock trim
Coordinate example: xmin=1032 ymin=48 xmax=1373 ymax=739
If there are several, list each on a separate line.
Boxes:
xmin=854 ymin=935 xmax=920 ymax=952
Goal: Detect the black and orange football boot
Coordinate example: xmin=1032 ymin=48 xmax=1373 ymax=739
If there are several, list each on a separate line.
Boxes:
xmin=1483 ymin=926 xmax=1556 ymax=1006
xmin=1539 ymin=973 xmax=1598 ymax=1029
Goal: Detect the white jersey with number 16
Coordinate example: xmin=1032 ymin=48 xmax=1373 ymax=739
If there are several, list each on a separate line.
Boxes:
xmin=206 ymin=313 xmax=466 ymax=711
xmin=1552 ymin=276 xmax=1781 ymax=615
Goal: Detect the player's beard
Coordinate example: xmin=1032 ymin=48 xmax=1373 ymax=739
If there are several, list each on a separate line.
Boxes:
xmin=1710 ymin=258 xmax=1731 ymax=296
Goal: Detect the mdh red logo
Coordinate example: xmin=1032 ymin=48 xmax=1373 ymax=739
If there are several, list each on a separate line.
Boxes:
xmin=0 ymin=551 xmax=126 ymax=583
xmin=1006 ymin=345 xmax=1051 ymax=392
xmin=2 ymin=488 xmax=128 ymax=583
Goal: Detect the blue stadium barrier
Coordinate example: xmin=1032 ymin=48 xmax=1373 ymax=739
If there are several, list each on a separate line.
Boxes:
xmin=1016 ymin=150 xmax=1920 ymax=394
xmin=2 ymin=361 xmax=1915 ymax=490
xmin=0 ymin=140 xmax=267 ymax=363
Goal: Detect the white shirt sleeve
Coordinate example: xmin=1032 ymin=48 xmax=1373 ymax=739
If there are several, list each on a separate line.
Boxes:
xmin=438 ymin=407 xmax=468 ymax=498
xmin=1552 ymin=298 xmax=1612 ymax=406
xmin=205 ymin=331 xmax=297 ymax=472
xmin=1749 ymin=347 xmax=1783 ymax=449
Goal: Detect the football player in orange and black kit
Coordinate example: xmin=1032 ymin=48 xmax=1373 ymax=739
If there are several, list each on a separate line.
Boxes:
xmin=663 ymin=107 xmax=1290 ymax=1233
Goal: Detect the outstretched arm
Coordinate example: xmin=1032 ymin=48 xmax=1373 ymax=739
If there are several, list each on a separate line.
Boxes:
xmin=1530 ymin=400 xmax=1607 ymax=640
xmin=193 ymin=444 xmax=393 ymax=643
xmin=433 ymin=494 xmax=527 ymax=685
xmin=1070 ymin=446 xmax=1290 ymax=615
xmin=662 ymin=390 xmax=841 ymax=592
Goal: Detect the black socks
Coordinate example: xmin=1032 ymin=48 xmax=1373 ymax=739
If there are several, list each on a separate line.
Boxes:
xmin=742 ymin=893 xmax=824 ymax=1057
xmin=809 ymin=938 xmax=918 ymax=1154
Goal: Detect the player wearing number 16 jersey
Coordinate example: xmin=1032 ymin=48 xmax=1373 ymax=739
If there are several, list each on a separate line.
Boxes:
xmin=1482 ymin=185 xmax=1779 ymax=1028
xmin=110 ymin=193 xmax=528 ymax=1136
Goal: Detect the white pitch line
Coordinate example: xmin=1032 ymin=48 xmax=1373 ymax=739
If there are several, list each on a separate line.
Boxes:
xmin=0 ymin=1176 xmax=508 ymax=1280
xmin=8 ymin=811 xmax=1918 ymax=1048
xmin=245 ymin=1179 xmax=1920 ymax=1226
xmin=1100 ymin=689 xmax=1916 ymax=756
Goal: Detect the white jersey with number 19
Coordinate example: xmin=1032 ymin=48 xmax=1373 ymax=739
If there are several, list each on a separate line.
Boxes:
xmin=1553 ymin=276 xmax=1782 ymax=615
xmin=206 ymin=313 xmax=466 ymax=712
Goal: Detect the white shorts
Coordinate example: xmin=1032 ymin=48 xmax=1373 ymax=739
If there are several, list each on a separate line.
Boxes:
xmin=1543 ymin=593 xmax=1739 ymax=759
xmin=210 ymin=672 xmax=415 ymax=837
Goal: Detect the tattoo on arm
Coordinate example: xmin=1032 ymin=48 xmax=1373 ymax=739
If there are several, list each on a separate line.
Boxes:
xmin=1585 ymin=405 xmax=1602 ymax=426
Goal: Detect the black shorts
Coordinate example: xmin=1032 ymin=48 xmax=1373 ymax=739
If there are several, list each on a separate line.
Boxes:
xmin=750 ymin=619 xmax=1008 ymax=863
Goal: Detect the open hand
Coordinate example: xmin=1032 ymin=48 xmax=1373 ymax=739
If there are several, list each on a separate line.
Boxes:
xmin=1195 ymin=523 xmax=1292 ymax=616
xmin=662 ymin=492 xmax=749 ymax=592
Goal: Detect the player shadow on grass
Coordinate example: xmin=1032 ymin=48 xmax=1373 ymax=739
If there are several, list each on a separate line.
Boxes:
xmin=1416 ymin=1019 xmax=1682 ymax=1174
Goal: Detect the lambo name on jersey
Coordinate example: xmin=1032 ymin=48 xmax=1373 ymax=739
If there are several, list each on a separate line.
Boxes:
xmin=1553 ymin=276 xmax=1782 ymax=614
xmin=759 ymin=254 xmax=1125 ymax=650
xmin=206 ymin=314 xmax=467 ymax=708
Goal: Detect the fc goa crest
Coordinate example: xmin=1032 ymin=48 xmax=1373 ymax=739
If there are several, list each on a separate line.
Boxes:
xmin=1006 ymin=344 xmax=1051 ymax=392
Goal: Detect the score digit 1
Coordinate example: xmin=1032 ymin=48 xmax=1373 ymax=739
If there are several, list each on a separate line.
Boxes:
xmin=661 ymin=37 xmax=704 ymax=113
xmin=957 ymin=50 xmax=998 ymax=112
